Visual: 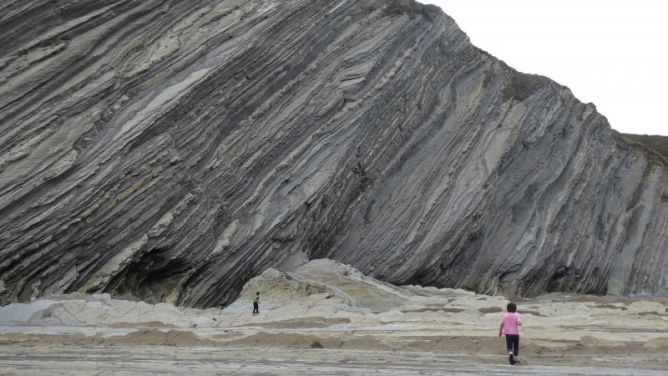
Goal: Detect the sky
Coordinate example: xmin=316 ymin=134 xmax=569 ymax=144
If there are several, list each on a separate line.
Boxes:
xmin=422 ymin=0 xmax=668 ymax=136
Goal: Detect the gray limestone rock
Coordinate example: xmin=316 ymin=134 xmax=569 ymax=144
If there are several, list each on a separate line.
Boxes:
xmin=0 ymin=0 xmax=666 ymax=307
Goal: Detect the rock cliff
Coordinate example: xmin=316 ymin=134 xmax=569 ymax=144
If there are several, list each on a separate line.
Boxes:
xmin=1 ymin=0 xmax=666 ymax=307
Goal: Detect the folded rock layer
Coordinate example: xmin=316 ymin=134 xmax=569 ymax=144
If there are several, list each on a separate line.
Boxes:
xmin=0 ymin=0 xmax=666 ymax=307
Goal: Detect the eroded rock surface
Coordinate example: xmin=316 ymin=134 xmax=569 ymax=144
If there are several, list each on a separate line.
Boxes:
xmin=1 ymin=260 xmax=668 ymax=375
xmin=0 ymin=0 xmax=666 ymax=307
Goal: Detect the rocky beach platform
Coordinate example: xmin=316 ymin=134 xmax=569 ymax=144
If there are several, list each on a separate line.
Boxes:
xmin=1 ymin=259 xmax=667 ymax=375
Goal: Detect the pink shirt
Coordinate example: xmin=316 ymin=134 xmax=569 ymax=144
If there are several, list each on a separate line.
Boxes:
xmin=501 ymin=312 xmax=522 ymax=335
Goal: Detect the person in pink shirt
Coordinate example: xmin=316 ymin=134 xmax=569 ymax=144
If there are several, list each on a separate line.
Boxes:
xmin=498 ymin=302 xmax=522 ymax=365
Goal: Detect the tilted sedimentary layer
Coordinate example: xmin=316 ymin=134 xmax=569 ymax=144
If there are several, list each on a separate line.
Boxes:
xmin=0 ymin=0 xmax=666 ymax=307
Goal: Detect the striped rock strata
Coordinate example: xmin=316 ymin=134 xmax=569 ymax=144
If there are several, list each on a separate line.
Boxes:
xmin=0 ymin=0 xmax=666 ymax=307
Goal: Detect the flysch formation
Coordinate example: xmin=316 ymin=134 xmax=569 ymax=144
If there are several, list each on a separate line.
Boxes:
xmin=0 ymin=0 xmax=667 ymax=308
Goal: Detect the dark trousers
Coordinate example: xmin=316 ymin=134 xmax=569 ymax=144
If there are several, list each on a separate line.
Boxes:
xmin=253 ymin=302 xmax=259 ymax=314
xmin=505 ymin=334 xmax=519 ymax=356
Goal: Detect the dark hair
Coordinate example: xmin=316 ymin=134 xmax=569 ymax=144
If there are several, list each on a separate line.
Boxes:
xmin=507 ymin=302 xmax=517 ymax=313
xmin=256 ymin=291 xmax=260 ymax=294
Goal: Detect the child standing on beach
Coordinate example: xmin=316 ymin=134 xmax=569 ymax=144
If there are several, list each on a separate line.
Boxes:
xmin=498 ymin=302 xmax=522 ymax=365
xmin=252 ymin=291 xmax=260 ymax=315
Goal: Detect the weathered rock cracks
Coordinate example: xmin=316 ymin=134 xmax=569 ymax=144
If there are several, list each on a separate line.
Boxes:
xmin=0 ymin=0 xmax=666 ymax=307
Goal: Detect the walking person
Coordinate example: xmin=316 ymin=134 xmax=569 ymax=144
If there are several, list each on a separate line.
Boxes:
xmin=498 ymin=302 xmax=522 ymax=365
xmin=252 ymin=291 xmax=260 ymax=315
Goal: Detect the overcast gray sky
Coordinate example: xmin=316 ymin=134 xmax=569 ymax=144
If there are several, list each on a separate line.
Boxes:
xmin=423 ymin=0 xmax=668 ymax=136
